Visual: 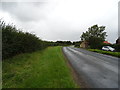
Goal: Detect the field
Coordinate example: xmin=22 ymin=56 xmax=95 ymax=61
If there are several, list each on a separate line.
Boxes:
xmin=88 ymin=49 xmax=120 ymax=58
xmin=2 ymin=46 xmax=78 ymax=88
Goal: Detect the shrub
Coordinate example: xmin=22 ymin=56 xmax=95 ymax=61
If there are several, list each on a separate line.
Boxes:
xmin=1 ymin=21 xmax=49 ymax=59
xmin=1 ymin=20 xmax=73 ymax=59
xmin=112 ymin=44 xmax=120 ymax=52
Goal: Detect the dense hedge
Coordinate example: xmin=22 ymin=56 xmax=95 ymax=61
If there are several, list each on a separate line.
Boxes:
xmin=1 ymin=21 xmax=73 ymax=59
xmin=1 ymin=21 xmax=49 ymax=59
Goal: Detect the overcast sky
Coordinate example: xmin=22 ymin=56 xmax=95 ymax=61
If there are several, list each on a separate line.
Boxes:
xmin=0 ymin=0 xmax=119 ymax=43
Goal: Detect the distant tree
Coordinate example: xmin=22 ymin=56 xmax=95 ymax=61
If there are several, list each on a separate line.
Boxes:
xmin=81 ymin=25 xmax=107 ymax=49
xmin=73 ymin=41 xmax=82 ymax=47
xmin=55 ymin=41 xmax=72 ymax=46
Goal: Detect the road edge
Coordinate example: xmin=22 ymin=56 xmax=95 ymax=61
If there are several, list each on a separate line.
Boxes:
xmin=62 ymin=47 xmax=90 ymax=88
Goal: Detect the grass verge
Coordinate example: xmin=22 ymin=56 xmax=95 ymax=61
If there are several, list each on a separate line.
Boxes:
xmin=2 ymin=46 xmax=78 ymax=88
xmin=88 ymin=49 xmax=120 ymax=58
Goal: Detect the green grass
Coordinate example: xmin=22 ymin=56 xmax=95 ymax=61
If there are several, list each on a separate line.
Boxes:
xmin=88 ymin=49 xmax=120 ymax=58
xmin=2 ymin=46 xmax=78 ymax=88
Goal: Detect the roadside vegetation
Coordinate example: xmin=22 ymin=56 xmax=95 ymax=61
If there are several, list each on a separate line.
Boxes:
xmin=73 ymin=41 xmax=82 ymax=48
xmin=1 ymin=20 xmax=49 ymax=59
xmin=72 ymin=24 xmax=120 ymax=57
xmin=1 ymin=20 xmax=72 ymax=60
xmin=3 ymin=47 xmax=78 ymax=88
xmin=88 ymin=49 xmax=120 ymax=58
xmin=2 ymin=20 xmax=77 ymax=88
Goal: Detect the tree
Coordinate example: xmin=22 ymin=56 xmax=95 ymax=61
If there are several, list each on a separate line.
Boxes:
xmin=81 ymin=25 xmax=107 ymax=49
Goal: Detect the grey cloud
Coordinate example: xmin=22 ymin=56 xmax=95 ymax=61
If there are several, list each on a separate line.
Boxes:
xmin=1 ymin=2 xmax=48 ymax=22
xmin=0 ymin=0 xmax=119 ymax=43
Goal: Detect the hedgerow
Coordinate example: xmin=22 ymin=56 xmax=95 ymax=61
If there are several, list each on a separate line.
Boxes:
xmin=1 ymin=20 xmax=49 ymax=59
xmin=1 ymin=20 xmax=73 ymax=59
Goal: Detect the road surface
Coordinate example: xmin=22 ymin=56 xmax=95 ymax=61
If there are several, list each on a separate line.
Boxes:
xmin=62 ymin=47 xmax=119 ymax=88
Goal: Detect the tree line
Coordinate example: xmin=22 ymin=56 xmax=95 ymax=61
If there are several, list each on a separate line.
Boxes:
xmin=1 ymin=20 xmax=72 ymax=59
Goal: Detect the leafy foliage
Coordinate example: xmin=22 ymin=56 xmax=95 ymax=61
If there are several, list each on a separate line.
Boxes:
xmin=81 ymin=25 xmax=107 ymax=49
xmin=73 ymin=41 xmax=82 ymax=47
xmin=112 ymin=44 xmax=120 ymax=52
xmin=55 ymin=41 xmax=72 ymax=46
xmin=2 ymin=22 xmax=46 ymax=59
xmin=1 ymin=20 xmax=73 ymax=59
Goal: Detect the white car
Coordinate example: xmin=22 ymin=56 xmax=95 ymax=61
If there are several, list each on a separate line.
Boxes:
xmin=102 ymin=46 xmax=115 ymax=51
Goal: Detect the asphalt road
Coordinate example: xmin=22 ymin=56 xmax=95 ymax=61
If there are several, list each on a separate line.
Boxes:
xmin=62 ymin=47 xmax=119 ymax=88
